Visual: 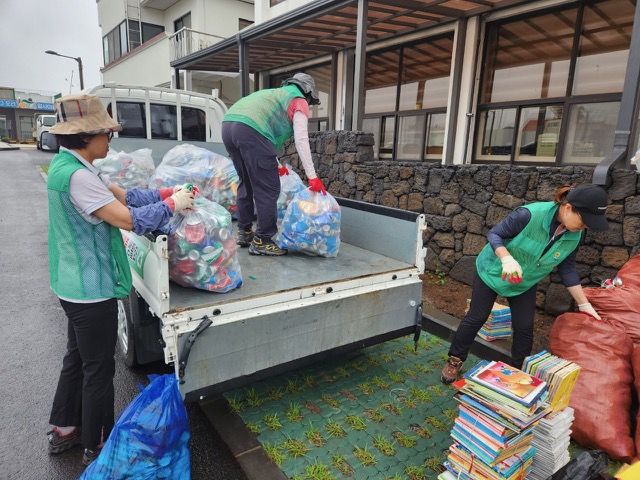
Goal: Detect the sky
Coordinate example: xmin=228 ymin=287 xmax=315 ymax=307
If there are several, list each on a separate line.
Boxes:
xmin=0 ymin=0 xmax=104 ymax=97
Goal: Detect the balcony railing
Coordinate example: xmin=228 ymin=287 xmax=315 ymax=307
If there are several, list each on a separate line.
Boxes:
xmin=169 ymin=27 xmax=225 ymax=62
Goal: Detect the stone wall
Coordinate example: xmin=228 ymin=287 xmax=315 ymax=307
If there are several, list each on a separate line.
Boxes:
xmin=281 ymin=130 xmax=640 ymax=316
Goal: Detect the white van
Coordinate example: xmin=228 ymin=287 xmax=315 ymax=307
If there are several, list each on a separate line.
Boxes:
xmin=42 ymin=84 xmax=229 ymax=162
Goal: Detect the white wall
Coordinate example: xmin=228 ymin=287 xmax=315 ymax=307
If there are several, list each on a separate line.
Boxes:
xmin=255 ymin=0 xmax=312 ymax=24
xmin=164 ymin=0 xmax=253 ymax=37
xmin=101 ymin=37 xmax=172 ymax=87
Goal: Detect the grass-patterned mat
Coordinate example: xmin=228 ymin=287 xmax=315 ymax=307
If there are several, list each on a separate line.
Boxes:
xmin=224 ymin=333 xmax=471 ymax=480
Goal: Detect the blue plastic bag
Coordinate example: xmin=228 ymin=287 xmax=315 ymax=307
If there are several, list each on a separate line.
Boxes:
xmin=79 ymin=374 xmax=190 ymax=480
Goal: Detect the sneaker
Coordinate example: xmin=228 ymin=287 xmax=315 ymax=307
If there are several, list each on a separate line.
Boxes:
xmin=441 ymin=356 xmax=463 ymax=385
xmin=249 ymin=237 xmax=287 ymax=256
xmin=236 ymin=228 xmax=254 ymax=247
xmin=82 ymin=447 xmax=102 ymax=466
xmin=47 ymin=427 xmax=82 ymax=454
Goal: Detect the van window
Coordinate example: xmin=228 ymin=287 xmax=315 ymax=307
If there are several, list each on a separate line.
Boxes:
xmin=42 ymin=116 xmax=56 ymax=127
xmin=111 ymin=102 xmax=146 ymax=138
xmin=182 ymin=107 xmax=206 ymax=141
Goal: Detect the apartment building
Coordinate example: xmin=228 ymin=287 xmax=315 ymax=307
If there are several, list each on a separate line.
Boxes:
xmin=96 ymin=0 xmax=254 ymax=104
xmin=166 ymin=0 xmax=640 ymax=174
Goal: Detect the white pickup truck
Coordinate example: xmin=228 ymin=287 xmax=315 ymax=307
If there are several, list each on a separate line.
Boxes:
xmin=120 ymin=192 xmax=427 ymax=401
xmin=43 ymin=84 xmax=427 ymax=401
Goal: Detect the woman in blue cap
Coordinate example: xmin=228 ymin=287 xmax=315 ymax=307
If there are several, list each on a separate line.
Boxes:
xmin=441 ymin=184 xmax=609 ymax=384
xmin=222 ymin=72 xmax=327 ymax=256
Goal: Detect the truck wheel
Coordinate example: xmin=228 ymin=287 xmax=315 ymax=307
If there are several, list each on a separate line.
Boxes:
xmin=117 ymin=294 xmax=139 ymax=368
xmin=36 ymin=140 xmax=41 ymax=150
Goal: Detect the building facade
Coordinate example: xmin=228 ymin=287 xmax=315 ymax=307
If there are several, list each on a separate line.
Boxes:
xmin=0 ymin=87 xmax=55 ymax=141
xmin=170 ymin=0 xmax=640 ymax=177
xmin=96 ymin=0 xmax=254 ymax=104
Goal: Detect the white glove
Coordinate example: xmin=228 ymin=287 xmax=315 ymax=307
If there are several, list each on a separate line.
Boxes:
xmin=165 ymin=188 xmax=195 ymax=213
xmin=500 ymin=255 xmax=523 ymax=284
xmin=578 ymin=302 xmax=602 ymax=321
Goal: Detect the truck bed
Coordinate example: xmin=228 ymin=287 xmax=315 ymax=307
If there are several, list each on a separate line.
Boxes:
xmin=169 ymin=240 xmax=414 ymax=312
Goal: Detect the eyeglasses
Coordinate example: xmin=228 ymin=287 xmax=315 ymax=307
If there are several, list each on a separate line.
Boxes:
xmin=107 ymin=131 xmax=114 ymax=140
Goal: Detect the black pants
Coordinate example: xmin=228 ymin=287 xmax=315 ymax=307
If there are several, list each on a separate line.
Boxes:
xmin=448 ymin=270 xmax=537 ymax=369
xmin=49 ymin=298 xmax=118 ymax=450
xmin=222 ymin=121 xmax=281 ymax=241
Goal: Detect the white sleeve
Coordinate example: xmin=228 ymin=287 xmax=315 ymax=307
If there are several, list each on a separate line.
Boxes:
xmin=293 ymin=110 xmax=317 ymax=179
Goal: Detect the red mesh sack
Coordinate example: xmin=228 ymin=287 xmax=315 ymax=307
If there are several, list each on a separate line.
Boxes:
xmin=617 ymin=254 xmax=640 ymax=289
xmin=550 ymin=312 xmax=635 ymax=462
xmin=633 ymin=345 xmax=640 ymax=452
xmin=584 ymin=285 xmax=640 ymax=343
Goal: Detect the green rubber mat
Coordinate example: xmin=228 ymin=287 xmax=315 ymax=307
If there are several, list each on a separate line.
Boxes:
xmin=224 ymin=333 xmax=477 ymax=479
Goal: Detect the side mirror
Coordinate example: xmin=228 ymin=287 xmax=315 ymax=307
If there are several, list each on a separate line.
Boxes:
xmin=41 ymin=132 xmax=58 ymax=151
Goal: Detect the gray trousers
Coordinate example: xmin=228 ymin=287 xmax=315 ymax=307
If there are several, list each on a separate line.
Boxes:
xmin=222 ymin=121 xmax=281 ymax=240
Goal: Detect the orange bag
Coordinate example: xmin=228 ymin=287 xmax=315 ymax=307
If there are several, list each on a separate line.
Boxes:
xmin=633 ymin=345 xmax=640 ymax=455
xmin=617 ymin=254 xmax=640 ymax=289
xmin=585 ymin=283 xmax=640 ymax=344
xmin=550 ymin=312 xmax=635 ymax=462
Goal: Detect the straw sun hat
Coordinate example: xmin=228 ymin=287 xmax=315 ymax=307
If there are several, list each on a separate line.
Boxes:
xmin=49 ymin=93 xmax=122 ymax=136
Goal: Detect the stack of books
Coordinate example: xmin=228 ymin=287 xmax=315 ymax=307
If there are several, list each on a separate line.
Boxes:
xmin=527 ymin=407 xmax=574 ymax=480
xmin=467 ymin=300 xmax=512 ymax=342
xmin=442 ymin=360 xmax=551 ymax=480
xmin=522 ymin=350 xmax=581 ymax=412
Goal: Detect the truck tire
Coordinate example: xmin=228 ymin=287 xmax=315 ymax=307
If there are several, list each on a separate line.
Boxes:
xmin=36 ymin=139 xmax=41 ymax=150
xmin=117 ymin=293 xmax=139 ymax=368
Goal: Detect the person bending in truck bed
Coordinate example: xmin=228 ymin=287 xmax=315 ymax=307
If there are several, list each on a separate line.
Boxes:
xmin=440 ymin=184 xmax=610 ymax=385
xmin=45 ymin=93 xmax=194 ymax=467
xmin=222 ymin=72 xmax=327 ymax=256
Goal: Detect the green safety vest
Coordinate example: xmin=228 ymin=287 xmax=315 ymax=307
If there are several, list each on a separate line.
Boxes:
xmin=47 ymin=150 xmax=131 ymax=300
xmin=476 ymin=202 xmax=582 ymax=297
xmin=223 ymin=84 xmax=306 ymax=151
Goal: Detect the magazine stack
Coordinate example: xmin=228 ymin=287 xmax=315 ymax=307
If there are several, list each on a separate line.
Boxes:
xmin=439 ymin=360 xmax=551 ymax=480
xmin=522 ymin=350 xmax=581 ymax=412
xmin=527 ymin=407 xmax=574 ymax=480
xmin=467 ymin=301 xmax=512 ymax=342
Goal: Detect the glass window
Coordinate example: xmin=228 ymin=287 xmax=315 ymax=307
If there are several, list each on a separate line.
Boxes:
xmin=120 ymin=22 xmax=128 ymax=56
xmin=477 ymin=108 xmax=517 ymax=160
xmin=365 ymin=49 xmax=400 ymax=114
xmin=142 ymin=23 xmax=164 ymax=43
xmin=572 ymin=0 xmax=633 ymax=95
xmin=380 ymin=116 xmax=396 ymax=159
xmin=181 ymin=107 xmax=206 ymax=141
xmin=482 ymin=9 xmax=578 ymax=103
xmin=397 ymin=115 xmax=425 ymax=160
xmin=150 ymin=104 xmax=177 ymax=140
xmin=112 ymin=102 xmax=145 ymax=138
xmin=425 ymin=113 xmax=446 ymax=160
xmin=562 ymin=102 xmax=620 ymax=164
xmin=515 ymin=106 xmax=563 ymax=163
xmin=174 ymin=13 xmax=191 ymax=33
xmin=362 ymin=117 xmax=381 ymax=159
xmin=400 ymin=38 xmax=453 ymax=110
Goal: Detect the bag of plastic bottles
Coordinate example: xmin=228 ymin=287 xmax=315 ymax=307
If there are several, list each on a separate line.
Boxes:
xmin=166 ymin=196 xmax=242 ymax=292
xmin=94 ymin=148 xmax=155 ymax=189
xmin=275 ymin=188 xmax=341 ymax=258
xmin=277 ymin=165 xmax=306 ymax=230
xmin=79 ymin=374 xmax=190 ymax=480
xmin=148 ymin=144 xmax=239 ymax=215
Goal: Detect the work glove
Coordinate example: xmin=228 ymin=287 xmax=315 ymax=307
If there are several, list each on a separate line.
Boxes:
xmin=163 ymin=187 xmax=195 ymax=213
xmin=500 ymin=255 xmax=523 ymax=284
xmin=308 ymin=177 xmax=327 ymax=195
xmin=278 ymin=165 xmax=290 ymax=176
xmin=578 ymin=302 xmax=602 ymax=321
xmin=173 ymin=183 xmax=200 ymax=196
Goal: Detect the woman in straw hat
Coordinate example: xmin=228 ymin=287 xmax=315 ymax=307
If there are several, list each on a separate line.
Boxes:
xmin=45 ymin=93 xmax=194 ymax=466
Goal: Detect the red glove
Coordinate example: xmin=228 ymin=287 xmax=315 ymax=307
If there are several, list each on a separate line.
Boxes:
xmin=278 ymin=166 xmax=289 ymax=176
xmin=158 ymin=188 xmax=174 ymax=200
xmin=308 ymin=177 xmax=327 ymax=195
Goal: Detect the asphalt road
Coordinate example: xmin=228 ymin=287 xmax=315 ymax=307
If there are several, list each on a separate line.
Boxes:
xmin=0 ymin=146 xmax=248 ymax=480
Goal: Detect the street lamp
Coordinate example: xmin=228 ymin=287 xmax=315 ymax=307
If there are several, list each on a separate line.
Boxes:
xmin=45 ymin=50 xmax=84 ymax=91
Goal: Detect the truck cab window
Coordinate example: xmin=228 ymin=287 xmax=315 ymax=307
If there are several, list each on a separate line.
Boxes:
xmin=181 ymin=107 xmax=206 ymax=141
xmin=150 ymin=104 xmax=177 ymax=140
xmin=110 ymin=102 xmax=145 ymax=138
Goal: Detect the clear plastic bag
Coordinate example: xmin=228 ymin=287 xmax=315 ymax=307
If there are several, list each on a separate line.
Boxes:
xmin=275 ymin=188 xmax=341 ymax=257
xmin=79 ymin=374 xmax=190 ymax=480
xmin=166 ymin=196 xmax=242 ymax=292
xmin=148 ymin=144 xmax=239 ymax=215
xmin=94 ymin=148 xmax=155 ymax=189
xmin=276 ymin=165 xmax=306 ymax=230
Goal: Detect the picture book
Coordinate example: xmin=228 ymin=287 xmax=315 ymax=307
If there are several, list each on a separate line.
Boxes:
xmin=472 ymin=361 xmax=546 ymax=405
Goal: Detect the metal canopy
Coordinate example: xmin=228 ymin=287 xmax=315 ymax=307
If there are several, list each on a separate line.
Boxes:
xmin=171 ymin=0 xmax=531 ymax=74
